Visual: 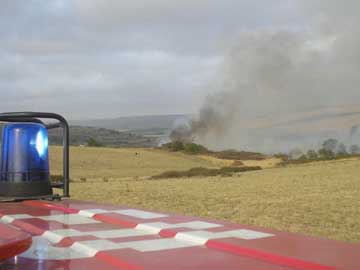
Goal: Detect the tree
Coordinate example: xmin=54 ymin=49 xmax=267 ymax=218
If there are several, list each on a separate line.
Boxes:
xmin=322 ymin=138 xmax=339 ymax=153
xmin=289 ymin=148 xmax=303 ymax=160
xmin=307 ymin=149 xmax=318 ymax=160
xmin=87 ymin=137 xmax=102 ymax=147
xmin=317 ymin=138 xmax=339 ymax=159
xmin=318 ymin=148 xmax=335 ymax=159
xmin=337 ymin=143 xmax=348 ymax=155
xmin=349 ymin=145 xmax=360 ymax=155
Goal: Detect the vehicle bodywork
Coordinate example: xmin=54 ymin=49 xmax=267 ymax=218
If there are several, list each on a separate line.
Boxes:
xmin=1 ymin=199 xmax=359 ymax=270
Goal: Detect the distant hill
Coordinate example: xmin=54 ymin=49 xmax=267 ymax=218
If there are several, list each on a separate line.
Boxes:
xmin=0 ymin=124 xmax=158 ymax=147
xmin=71 ymin=114 xmax=188 ymax=134
xmin=1 ymin=108 xmax=359 ymax=151
xmin=48 ymin=126 xmax=158 ymax=147
xmin=0 ymin=114 xmax=188 ymax=147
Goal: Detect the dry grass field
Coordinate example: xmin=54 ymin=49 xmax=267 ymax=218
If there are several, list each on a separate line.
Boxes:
xmin=50 ymin=146 xmax=360 ymax=243
xmin=49 ymin=146 xmax=215 ymax=179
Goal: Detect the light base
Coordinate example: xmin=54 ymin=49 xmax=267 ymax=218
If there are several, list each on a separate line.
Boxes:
xmin=0 ymin=181 xmax=53 ymax=198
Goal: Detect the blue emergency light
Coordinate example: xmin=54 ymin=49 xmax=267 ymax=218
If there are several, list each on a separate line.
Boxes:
xmin=0 ymin=112 xmax=70 ymax=200
xmin=0 ymin=123 xmax=50 ymax=182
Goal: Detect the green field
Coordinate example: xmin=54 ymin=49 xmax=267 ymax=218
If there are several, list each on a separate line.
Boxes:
xmin=50 ymin=146 xmax=360 ymax=243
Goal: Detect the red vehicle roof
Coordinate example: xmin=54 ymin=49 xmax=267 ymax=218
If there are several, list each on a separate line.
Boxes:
xmin=0 ymin=199 xmax=359 ymax=270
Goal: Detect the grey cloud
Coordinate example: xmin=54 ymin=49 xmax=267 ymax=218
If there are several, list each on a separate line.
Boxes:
xmin=1 ymin=0 xmax=301 ymax=56
xmin=0 ymin=0 xmax=301 ymax=120
xmin=0 ymin=0 xmax=357 ymax=153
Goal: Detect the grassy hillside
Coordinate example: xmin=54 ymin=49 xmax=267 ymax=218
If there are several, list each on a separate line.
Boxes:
xmin=49 ymin=146 xmax=215 ymax=179
xmin=51 ymin=146 xmax=360 ymax=243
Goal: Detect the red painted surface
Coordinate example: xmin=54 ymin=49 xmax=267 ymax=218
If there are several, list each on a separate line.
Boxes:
xmin=93 ymin=213 xmax=138 ymax=228
xmin=0 ymin=223 xmax=32 ymax=261
xmin=206 ymin=240 xmax=335 ymax=270
xmin=159 ymin=229 xmax=178 ymax=238
xmin=96 ymin=251 xmax=143 ymax=270
xmin=0 ymin=199 xmax=359 ymax=270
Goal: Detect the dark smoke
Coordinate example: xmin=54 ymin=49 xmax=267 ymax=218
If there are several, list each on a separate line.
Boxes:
xmin=171 ymin=0 xmax=360 ymax=152
xmin=170 ymin=96 xmax=237 ymax=143
xmin=169 ymin=117 xmax=193 ymax=142
xmin=350 ymin=125 xmax=360 ymax=137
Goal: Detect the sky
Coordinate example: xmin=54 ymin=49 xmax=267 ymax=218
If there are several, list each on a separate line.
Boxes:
xmin=0 ymin=0 xmax=305 ymax=120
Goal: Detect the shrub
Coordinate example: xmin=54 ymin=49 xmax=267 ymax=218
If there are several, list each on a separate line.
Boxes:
xmin=162 ymin=141 xmax=185 ymax=152
xmin=171 ymin=141 xmax=185 ymax=151
xmin=232 ymin=160 xmax=244 ymax=166
xmin=151 ymin=166 xmax=262 ymax=180
xmin=183 ymin=143 xmax=208 ymax=155
xmin=213 ymin=150 xmax=266 ymax=161
xmin=162 ymin=141 xmax=208 ymax=154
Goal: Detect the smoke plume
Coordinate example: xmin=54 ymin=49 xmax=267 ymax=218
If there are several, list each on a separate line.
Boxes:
xmin=174 ymin=0 xmax=360 ymax=152
xmin=350 ymin=126 xmax=359 ymax=137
